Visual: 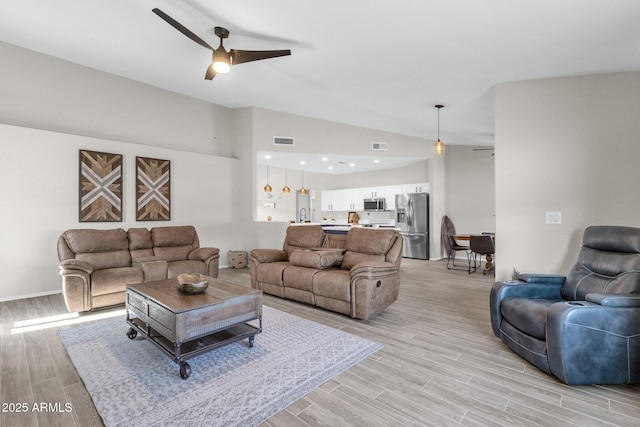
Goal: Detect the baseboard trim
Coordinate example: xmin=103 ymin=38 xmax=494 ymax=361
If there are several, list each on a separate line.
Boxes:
xmin=0 ymin=289 xmax=62 ymax=303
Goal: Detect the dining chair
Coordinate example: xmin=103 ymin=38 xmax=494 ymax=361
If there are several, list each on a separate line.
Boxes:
xmin=469 ymin=234 xmax=495 ymax=275
xmin=441 ymin=215 xmax=471 ymax=272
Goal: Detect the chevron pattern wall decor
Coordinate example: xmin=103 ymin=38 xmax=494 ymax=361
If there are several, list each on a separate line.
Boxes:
xmin=79 ymin=150 xmax=123 ymax=222
xmin=136 ymin=156 xmax=171 ymax=221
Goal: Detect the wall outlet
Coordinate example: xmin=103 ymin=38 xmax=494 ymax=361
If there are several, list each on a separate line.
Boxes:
xmin=546 ymin=211 xmax=562 ymax=224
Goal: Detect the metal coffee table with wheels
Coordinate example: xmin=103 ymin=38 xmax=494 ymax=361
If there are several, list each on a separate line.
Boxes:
xmin=125 ymin=277 xmax=262 ymax=379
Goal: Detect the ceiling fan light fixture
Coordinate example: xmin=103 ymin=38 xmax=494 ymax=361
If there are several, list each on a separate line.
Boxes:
xmin=212 ymin=48 xmax=231 ymax=74
xmin=433 ymin=105 xmax=445 ymax=156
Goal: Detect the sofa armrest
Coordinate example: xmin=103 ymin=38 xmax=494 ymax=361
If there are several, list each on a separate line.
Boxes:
xmin=517 ymin=274 xmax=566 ymax=285
xmin=489 ymin=280 xmax=564 ymax=337
xmin=350 ymin=261 xmax=398 ymax=277
xmin=546 ymin=301 xmax=640 ymax=384
xmin=59 ymin=259 xmax=93 ymax=275
xmin=349 ymin=261 xmax=400 ymax=320
xmin=585 ymin=293 xmax=640 ymax=307
xmin=188 ymin=247 xmax=220 ymax=262
xmin=250 ymin=249 xmax=288 ymax=263
xmin=58 ymin=264 xmax=91 ymax=312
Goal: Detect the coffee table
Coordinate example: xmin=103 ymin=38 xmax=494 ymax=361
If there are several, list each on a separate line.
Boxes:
xmin=125 ymin=277 xmax=262 ymax=379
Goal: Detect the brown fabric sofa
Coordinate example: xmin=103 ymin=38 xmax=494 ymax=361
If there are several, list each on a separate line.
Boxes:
xmin=250 ymin=225 xmax=403 ymax=320
xmin=57 ymin=225 xmax=219 ymax=312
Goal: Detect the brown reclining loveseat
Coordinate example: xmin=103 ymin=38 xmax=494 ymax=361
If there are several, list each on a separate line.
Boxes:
xmin=57 ymin=225 xmax=219 ymax=312
xmin=250 ymin=225 xmax=403 ymax=320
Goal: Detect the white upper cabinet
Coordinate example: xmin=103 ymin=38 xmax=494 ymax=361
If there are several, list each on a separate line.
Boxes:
xmin=321 ymin=190 xmax=342 ymax=211
xmin=402 ymin=183 xmax=429 ymax=193
xmin=321 ymin=183 xmax=429 ymax=212
xmin=363 ymin=187 xmax=386 ymax=199
xmin=384 ymin=185 xmax=404 ymax=210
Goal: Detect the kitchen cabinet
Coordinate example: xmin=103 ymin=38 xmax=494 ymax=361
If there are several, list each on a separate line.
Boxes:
xmin=384 ymin=185 xmax=403 ymax=210
xmin=403 ymin=182 xmax=429 ymax=193
xmin=323 ymin=183 xmax=429 ymax=212
xmin=341 ymin=188 xmax=364 ymax=211
xmin=321 ymin=190 xmax=342 ymax=211
xmin=363 ymin=187 xmax=385 ymax=199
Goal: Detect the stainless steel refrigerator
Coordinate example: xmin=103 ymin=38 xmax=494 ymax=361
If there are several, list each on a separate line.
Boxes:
xmin=395 ymin=193 xmax=429 ymax=259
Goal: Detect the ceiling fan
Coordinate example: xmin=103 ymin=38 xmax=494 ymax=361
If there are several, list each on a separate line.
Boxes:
xmin=152 ymin=8 xmax=291 ymax=80
xmin=473 ymin=147 xmax=495 ymax=156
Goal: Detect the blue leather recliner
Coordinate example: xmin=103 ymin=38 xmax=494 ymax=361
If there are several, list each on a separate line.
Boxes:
xmin=490 ymin=225 xmax=640 ymax=385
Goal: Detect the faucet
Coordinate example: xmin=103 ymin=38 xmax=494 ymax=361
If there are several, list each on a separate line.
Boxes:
xmin=299 ymin=208 xmax=307 ymax=222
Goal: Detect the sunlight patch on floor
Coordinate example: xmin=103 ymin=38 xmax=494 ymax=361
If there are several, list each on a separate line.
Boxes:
xmin=11 ymin=308 xmax=126 ymax=334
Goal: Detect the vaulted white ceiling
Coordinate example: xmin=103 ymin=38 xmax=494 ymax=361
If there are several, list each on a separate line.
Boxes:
xmin=1 ymin=0 xmax=639 ymax=149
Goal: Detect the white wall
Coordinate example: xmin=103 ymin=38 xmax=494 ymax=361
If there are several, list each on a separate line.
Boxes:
xmin=0 ymin=41 xmax=233 ymax=157
xmin=445 ymin=145 xmax=496 ymax=234
xmin=0 ymin=124 xmax=238 ymax=301
xmin=495 ymin=72 xmax=640 ymax=280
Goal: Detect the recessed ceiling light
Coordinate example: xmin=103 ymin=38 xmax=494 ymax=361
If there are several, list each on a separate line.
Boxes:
xmin=349 ymin=163 xmax=355 ymax=167
xmin=374 ymin=159 xmax=380 ymax=163
xmin=328 ymin=166 xmax=333 ymax=170
xmin=322 ymin=157 xmax=328 ymax=161
xmin=300 ymin=161 xmax=306 ymax=165
xmin=264 ymin=155 xmax=271 ymax=159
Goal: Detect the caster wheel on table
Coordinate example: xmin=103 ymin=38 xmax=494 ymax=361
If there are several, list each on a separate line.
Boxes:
xmin=127 ymin=328 xmax=137 ymax=340
xmin=179 ymin=362 xmax=191 ymax=379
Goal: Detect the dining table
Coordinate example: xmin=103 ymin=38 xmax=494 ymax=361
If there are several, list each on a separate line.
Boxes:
xmin=453 ymin=233 xmax=495 ymax=274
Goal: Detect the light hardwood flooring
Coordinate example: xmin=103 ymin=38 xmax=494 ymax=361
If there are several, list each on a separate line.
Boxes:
xmin=1 ymin=259 xmax=639 ymax=426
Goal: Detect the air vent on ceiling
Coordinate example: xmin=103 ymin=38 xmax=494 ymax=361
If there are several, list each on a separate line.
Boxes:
xmin=372 ymin=142 xmax=388 ymax=151
xmin=273 ymin=136 xmax=295 ymax=146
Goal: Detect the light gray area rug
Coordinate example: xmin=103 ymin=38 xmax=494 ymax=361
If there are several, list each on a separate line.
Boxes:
xmin=58 ymin=305 xmax=382 ymax=427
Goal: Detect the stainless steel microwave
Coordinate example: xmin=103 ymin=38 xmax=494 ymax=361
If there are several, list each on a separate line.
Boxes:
xmin=364 ymin=198 xmax=386 ymax=211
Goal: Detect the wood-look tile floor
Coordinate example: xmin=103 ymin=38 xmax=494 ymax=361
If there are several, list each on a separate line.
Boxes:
xmin=1 ymin=258 xmax=639 ymax=426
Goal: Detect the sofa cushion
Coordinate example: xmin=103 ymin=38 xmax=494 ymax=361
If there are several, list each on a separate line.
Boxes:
xmin=152 ymin=225 xmax=197 ymax=247
xmin=76 ymin=250 xmax=132 ymax=271
xmin=256 ymin=262 xmax=290 ymax=287
xmin=341 ymin=252 xmax=386 ymax=270
xmin=500 ymin=298 xmax=560 ymax=340
xmin=167 ymin=260 xmax=207 ymax=278
xmin=344 ymin=227 xmax=397 ymax=255
xmin=313 ymin=270 xmax=351 ymax=302
xmin=154 ymin=246 xmax=192 ymax=262
xmin=62 ymin=228 xmax=129 ymax=254
xmin=561 ymin=225 xmax=640 ymax=300
xmin=341 ymin=228 xmax=397 ymax=270
xmin=128 ymin=228 xmax=153 ymax=261
xmin=128 ymin=228 xmax=152 ymax=250
xmin=323 ymin=234 xmax=347 ymax=249
xmin=283 ymin=225 xmax=326 ymax=257
xmin=60 ymin=228 xmax=132 ymax=269
xmin=90 ymin=267 xmax=143 ymax=296
xmin=283 ymin=266 xmax=319 ymax=292
xmin=289 ymin=249 xmax=343 ymax=270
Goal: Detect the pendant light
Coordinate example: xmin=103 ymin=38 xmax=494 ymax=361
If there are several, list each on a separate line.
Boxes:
xmin=263 ymin=165 xmax=272 ymax=193
xmin=299 ymin=170 xmax=307 ymax=195
xmin=282 ymin=168 xmax=291 ymax=194
xmin=434 ymin=104 xmax=445 ymax=156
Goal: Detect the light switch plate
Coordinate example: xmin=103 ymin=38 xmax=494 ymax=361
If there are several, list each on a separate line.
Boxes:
xmin=546 ymin=211 xmax=562 ymax=224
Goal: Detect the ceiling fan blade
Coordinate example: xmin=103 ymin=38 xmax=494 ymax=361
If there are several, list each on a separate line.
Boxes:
xmin=152 ymin=8 xmax=214 ymax=51
xmin=230 ymin=49 xmax=291 ymax=65
xmin=204 ymin=64 xmax=216 ymax=80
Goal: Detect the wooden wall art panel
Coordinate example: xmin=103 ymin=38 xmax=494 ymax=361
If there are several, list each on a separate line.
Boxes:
xmin=79 ymin=150 xmax=123 ymax=222
xmin=136 ymin=156 xmax=171 ymax=221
